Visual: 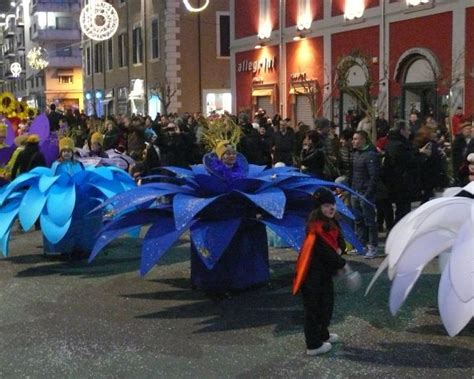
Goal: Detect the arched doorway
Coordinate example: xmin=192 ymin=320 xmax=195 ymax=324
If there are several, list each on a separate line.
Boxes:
xmin=337 ymin=61 xmax=370 ymax=130
xmin=395 ymin=49 xmax=441 ymax=121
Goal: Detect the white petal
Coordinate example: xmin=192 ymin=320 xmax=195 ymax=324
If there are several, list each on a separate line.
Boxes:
xmin=438 ymin=259 xmax=474 ymax=337
xmin=365 ymin=256 xmax=389 ymax=296
xmin=390 ymin=270 xmax=422 ymax=315
xmin=387 ymin=198 xmax=472 ymax=271
xmin=449 ymin=212 xmax=474 ymax=303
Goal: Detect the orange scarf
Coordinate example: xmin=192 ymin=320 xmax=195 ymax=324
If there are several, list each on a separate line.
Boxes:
xmin=292 ymin=220 xmax=340 ymax=295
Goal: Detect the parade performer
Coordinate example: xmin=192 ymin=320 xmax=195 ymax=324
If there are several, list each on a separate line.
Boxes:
xmin=89 ymin=118 xmax=367 ymax=292
xmin=0 ymin=137 xmax=136 ymax=257
xmin=366 ymin=182 xmax=474 ymax=336
xmin=292 ymin=188 xmax=356 ymax=356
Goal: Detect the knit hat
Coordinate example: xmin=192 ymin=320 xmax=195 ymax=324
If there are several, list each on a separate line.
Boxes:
xmin=59 ymin=137 xmax=75 ymax=151
xmin=0 ymin=123 xmax=6 ymax=137
xmin=312 ymin=187 xmax=336 ymax=206
xmin=460 ymin=121 xmax=472 ymax=130
xmin=14 ymin=134 xmax=28 ymax=146
xmin=215 ymin=140 xmax=235 ymax=159
xmin=26 ymin=134 xmax=40 ymax=144
xmin=91 ymin=132 xmax=104 ymax=145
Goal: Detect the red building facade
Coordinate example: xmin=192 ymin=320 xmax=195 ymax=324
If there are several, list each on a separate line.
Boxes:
xmin=231 ymin=0 xmax=474 ymax=128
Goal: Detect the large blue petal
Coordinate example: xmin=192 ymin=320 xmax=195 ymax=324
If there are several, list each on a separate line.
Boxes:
xmin=29 ymin=166 xmax=53 ymax=177
xmin=89 ymin=209 xmax=168 ymax=261
xmin=190 ymin=164 xmax=208 ymax=176
xmin=92 ymin=166 xmax=115 ymax=181
xmin=160 ymin=166 xmax=194 ymax=177
xmin=339 ymin=218 xmax=365 ymax=253
xmin=334 ymin=196 xmax=355 ymax=220
xmin=231 ymin=178 xmax=266 ymax=193
xmin=0 ymin=200 xmax=20 ymax=239
xmin=173 ymin=193 xmax=224 ymax=230
xmin=0 ymin=173 xmax=38 ymax=205
xmin=38 ymin=174 xmax=60 ymax=193
xmin=247 ymin=164 xmax=267 ymax=177
xmin=261 ymin=214 xmax=306 ymax=252
xmin=190 ymin=218 xmax=241 ymax=270
xmin=193 ymin=174 xmax=228 ymax=195
xmin=0 ymin=230 xmax=11 ymax=257
xmin=46 ymin=182 xmax=76 ymax=226
xmin=140 ymin=218 xmax=196 ymax=276
xmin=19 ymin=185 xmax=47 ymax=230
xmin=234 ymin=187 xmax=286 ymax=219
xmin=40 ymin=214 xmax=72 ymax=244
xmin=96 ymin=183 xmax=192 ymax=213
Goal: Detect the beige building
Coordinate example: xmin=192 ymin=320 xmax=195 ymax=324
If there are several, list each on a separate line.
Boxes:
xmin=0 ymin=0 xmax=84 ymax=112
xmin=82 ymin=0 xmax=230 ymax=118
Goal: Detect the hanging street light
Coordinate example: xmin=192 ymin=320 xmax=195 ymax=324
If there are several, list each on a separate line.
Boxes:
xmin=183 ymin=0 xmax=210 ymax=13
xmin=80 ymin=0 xmax=119 ymax=41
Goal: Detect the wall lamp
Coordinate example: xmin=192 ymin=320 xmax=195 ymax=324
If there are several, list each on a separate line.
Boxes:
xmin=293 ymin=29 xmax=310 ymax=41
xmin=344 ymin=0 xmax=365 ymax=21
xmin=406 ymin=0 xmax=429 ymax=6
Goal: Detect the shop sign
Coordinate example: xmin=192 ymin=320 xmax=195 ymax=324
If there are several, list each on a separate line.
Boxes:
xmin=237 ymin=56 xmax=277 ymax=74
xmin=290 ymin=72 xmax=307 ymax=82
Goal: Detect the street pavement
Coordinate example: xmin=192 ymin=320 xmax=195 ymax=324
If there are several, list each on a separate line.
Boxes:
xmin=0 ymin=228 xmax=472 ymax=378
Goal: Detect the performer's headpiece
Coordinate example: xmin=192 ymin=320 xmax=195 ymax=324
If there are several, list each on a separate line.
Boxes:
xmin=215 ymin=140 xmax=235 ymax=159
xmin=59 ymin=137 xmax=75 ymax=151
xmin=26 ymin=134 xmax=40 ymax=144
xmin=91 ymin=132 xmax=104 ymax=145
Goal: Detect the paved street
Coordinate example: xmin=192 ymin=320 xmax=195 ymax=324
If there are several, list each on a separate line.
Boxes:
xmin=0 ymin=228 xmax=472 ymax=378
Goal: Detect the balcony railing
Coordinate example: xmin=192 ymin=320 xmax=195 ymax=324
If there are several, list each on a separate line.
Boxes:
xmin=31 ymin=28 xmax=81 ymax=41
xmin=31 ymin=0 xmax=81 ymax=14
xmin=48 ymin=55 xmax=82 ymax=68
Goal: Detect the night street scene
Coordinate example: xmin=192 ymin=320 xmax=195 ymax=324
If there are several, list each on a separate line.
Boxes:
xmin=0 ymin=0 xmax=472 ymax=378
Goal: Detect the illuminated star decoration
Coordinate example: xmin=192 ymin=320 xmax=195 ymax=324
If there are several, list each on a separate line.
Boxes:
xmin=80 ymin=0 xmax=119 ymax=41
xmin=183 ymin=0 xmax=210 ymax=12
xmin=10 ymin=63 xmax=22 ymax=78
xmin=27 ymin=47 xmax=49 ymax=70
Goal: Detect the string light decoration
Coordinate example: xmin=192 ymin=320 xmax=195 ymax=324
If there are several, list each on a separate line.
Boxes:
xmin=10 ymin=62 xmax=22 ymax=78
xmin=26 ymin=47 xmax=49 ymax=70
xmin=80 ymin=0 xmax=119 ymax=41
xmin=183 ymin=0 xmax=210 ymax=12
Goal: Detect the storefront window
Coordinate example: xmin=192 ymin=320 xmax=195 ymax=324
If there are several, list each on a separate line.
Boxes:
xmin=205 ymin=91 xmax=232 ymax=116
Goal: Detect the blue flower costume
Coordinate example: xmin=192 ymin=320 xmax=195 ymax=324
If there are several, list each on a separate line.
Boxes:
xmin=89 ymin=150 xmax=367 ymax=291
xmin=0 ymin=162 xmax=136 ymax=257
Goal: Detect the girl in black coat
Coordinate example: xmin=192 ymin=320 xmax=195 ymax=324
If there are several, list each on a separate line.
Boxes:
xmin=293 ymin=188 xmax=348 ymax=356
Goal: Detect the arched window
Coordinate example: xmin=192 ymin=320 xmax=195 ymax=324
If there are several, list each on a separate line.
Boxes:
xmin=395 ymin=49 xmax=440 ymax=121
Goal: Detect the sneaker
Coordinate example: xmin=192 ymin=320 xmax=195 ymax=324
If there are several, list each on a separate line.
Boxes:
xmin=364 ymin=246 xmax=378 ymax=259
xmin=306 ymin=342 xmax=332 ymax=356
xmin=326 ymin=333 xmax=340 ymax=344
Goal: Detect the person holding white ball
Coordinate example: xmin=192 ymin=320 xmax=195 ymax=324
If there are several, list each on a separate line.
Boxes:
xmin=292 ymin=187 xmax=355 ymax=356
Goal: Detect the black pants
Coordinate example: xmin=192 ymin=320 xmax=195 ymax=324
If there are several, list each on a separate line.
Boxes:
xmin=301 ymin=278 xmax=334 ymax=349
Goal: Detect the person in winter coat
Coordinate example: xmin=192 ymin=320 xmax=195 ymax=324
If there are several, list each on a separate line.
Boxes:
xmin=300 ymin=130 xmax=326 ymax=178
xmin=292 ymin=187 xmax=348 ymax=356
xmin=350 ymin=130 xmax=380 ymax=258
xmin=273 ymin=120 xmax=295 ymax=166
xmin=382 ymin=121 xmax=431 ymax=223
xmin=11 ymin=134 xmax=46 ymax=179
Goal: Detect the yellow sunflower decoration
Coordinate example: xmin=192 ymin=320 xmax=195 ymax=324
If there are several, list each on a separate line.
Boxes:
xmin=0 ymin=92 xmax=18 ymax=117
xmin=15 ymin=101 xmax=29 ymax=120
xmin=201 ymin=116 xmax=242 ymax=152
xmin=26 ymin=106 xmax=39 ymax=119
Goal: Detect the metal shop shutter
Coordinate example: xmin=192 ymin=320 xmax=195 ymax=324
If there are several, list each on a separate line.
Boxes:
xmin=257 ymin=96 xmax=273 ymax=116
xmin=296 ymin=95 xmax=313 ymax=127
